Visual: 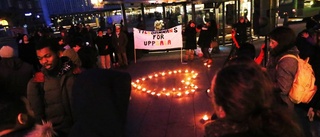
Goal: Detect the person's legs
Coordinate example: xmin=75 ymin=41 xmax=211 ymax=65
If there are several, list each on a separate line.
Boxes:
xmin=122 ymin=52 xmax=128 ymax=66
xmin=105 ymin=55 xmax=111 ymax=69
xmin=100 ymin=55 xmax=106 ymax=69
xmin=190 ymin=50 xmax=195 ymax=60
xmin=117 ymin=53 xmax=123 ymax=66
xmin=184 ymin=49 xmax=190 ymax=61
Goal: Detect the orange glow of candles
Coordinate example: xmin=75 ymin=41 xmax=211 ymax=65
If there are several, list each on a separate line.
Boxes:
xmin=132 ymin=69 xmax=199 ymax=99
xmin=166 ymin=92 xmax=170 ymax=96
xmin=177 ymin=92 xmax=182 ymax=97
xmin=203 ymin=114 xmax=209 ymax=121
xmin=204 ymin=63 xmax=207 ymax=66
xmin=207 ymin=65 xmax=211 ymax=68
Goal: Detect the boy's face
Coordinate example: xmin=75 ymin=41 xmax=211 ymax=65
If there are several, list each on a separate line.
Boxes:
xmin=36 ymin=47 xmax=59 ymax=70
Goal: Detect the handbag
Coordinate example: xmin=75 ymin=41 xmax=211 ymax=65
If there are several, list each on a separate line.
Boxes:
xmin=210 ymin=41 xmax=218 ymax=48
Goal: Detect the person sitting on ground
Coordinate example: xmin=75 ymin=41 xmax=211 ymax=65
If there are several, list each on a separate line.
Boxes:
xmin=205 ymin=57 xmax=304 ymax=137
xmin=0 ymin=92 xmax=55 ymax=137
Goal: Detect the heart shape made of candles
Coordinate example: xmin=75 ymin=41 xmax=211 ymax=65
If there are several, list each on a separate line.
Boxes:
xmin=131 ymin=69 xmax=198 ymax=98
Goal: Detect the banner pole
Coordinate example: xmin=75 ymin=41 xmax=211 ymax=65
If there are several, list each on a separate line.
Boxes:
xmin=134 ymin=49 xmax=137 ymax=63
xmin=181 ymin=47 xmax=183 ymax=63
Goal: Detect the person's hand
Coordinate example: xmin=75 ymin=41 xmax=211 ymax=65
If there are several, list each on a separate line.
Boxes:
xmin=33 ymin=72 xmax=44 ymax=82
xmin=301 ymin=32 xmax=309 ymax=38
xmin=231 ymin=29 xmax=236 ymax=36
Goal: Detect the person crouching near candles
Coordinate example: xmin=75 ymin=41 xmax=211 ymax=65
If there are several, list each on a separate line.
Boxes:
xmin=205 ymin=57 xmax=304 ymax=137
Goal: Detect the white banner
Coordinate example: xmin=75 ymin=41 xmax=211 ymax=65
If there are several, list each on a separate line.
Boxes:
xmin=133 ymin=25 xmax=183 ymax=50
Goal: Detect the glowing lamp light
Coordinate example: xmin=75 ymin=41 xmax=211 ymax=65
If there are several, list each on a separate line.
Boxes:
xmin=91 ymin=0 xmax=103 ymax=8
xmin=203 ymin=114 xmax=209 ymax=121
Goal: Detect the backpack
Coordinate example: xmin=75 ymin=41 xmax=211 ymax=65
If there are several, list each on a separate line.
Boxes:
xmin=279 ymin=54 xmax=317 ymax=104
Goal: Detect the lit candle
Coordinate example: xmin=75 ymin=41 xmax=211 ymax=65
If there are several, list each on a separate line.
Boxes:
xmin=142 ymin=78 xmax=146 ymax=81
xmin=173 ymin=70 xmax=177 ymax=74
xmin=148 ymin=75 xmax=153 ymax=79
xmin=185 ymin=69 xmax=189 ymax=73
xmin=142 ymin=88 xmax=146 ymax=91
xmin=203 ymin=114 xmax=209 ymax=121
xmin=157 ymin=93 xmax=161 ymax=96
xmin=207 ymin=65 xmax=211 ymax=68
xmin=151 ymin=92 xmax=156 ymax=95
xmin=168 ymin=71 xmax=172 ymax=74
xmin=204 ymin=63 xmax=207 ymax=66
xmin=185 ymin=91 xmax=189 ymax=95
xmin=154 ymin=74 xmax=158 ymax=77
xmin=147 ymin=90 xmax=151 ymax=93
xmin=166 ymin=92 xmax=170 ymax=96
xmin=136 ymin=80 xmax=140 ymax=83
xmin=177 ymin=92 xmax=182 ymax=97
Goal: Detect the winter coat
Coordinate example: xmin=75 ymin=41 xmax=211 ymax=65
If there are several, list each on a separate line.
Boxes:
xmin=95 ymin=35 xmax=110 ymax=55
xmin=184 ymin=26 xmax=197 ymax=49
xmin=266 ymin=46 xmax=299 ymax=110
xmin=112 ymin=32 xmax=128 ymax=53
xmin=27 ymin=57 xmax=75 ymax=136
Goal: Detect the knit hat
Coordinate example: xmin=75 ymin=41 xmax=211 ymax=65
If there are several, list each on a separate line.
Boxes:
xmin=0 ymin=46 xmax=14 ymax=58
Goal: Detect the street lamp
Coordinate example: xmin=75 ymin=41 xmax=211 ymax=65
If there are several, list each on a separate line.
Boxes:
xmin=91 ymin=0 xmax=103 ymax=9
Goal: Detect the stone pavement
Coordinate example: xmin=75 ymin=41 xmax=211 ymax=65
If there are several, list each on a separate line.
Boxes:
xmin=121 ymin=38 xmax=265 ymax=137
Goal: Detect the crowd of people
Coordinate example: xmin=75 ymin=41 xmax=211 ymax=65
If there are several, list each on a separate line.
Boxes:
xmin=0 ymin=23 xmax=132 ymax=137
xmin=2 ymin=16 xmax=320 ymax=137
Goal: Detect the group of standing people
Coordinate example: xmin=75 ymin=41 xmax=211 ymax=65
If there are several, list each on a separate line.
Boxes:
xmin=204 ymin=25 xmax=320 ymax=137
xmin=0 ymin=23 xmax=132 ymax=137
xmin=183 ymin=19 xmax=218 ymax=64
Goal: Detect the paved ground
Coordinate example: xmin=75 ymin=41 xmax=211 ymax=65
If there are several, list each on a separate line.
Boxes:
xmin=121 ymin=38 xmax=265 ymax=137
